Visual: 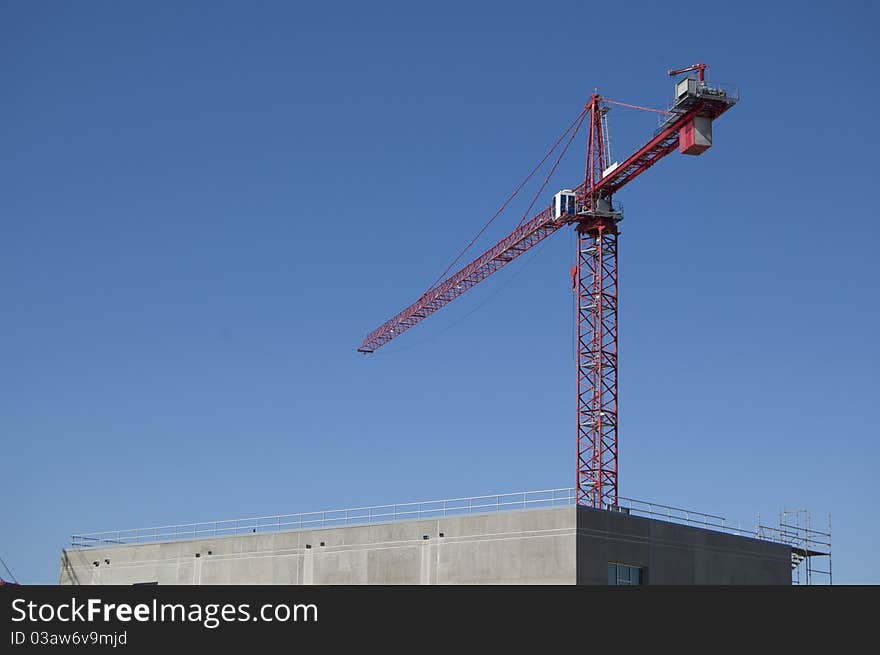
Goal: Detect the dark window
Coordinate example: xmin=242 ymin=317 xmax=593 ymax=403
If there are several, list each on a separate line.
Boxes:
xmin=133 ymin=581 xmax=158 ymax=586
xmin=607 ymin=563 xmax=644 ymax=586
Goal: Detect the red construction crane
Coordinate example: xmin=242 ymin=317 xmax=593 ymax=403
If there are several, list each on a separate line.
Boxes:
xmin=358 ymin=66 xmax=738 ymax=509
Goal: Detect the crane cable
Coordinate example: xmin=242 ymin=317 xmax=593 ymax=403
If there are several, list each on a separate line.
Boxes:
xmin=425 ymin=106 xmax=589 ymax=292
xmin=0 ymin=554 xmax=18 ymax=584
xmin=602 ymin=98 xmax=671 ymax=115
xmin=380 ymin=235 xmax=555 ymax=355
xmin=515 ymin=108 xmax=587 ymax=229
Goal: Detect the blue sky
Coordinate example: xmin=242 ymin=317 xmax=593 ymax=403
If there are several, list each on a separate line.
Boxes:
xmin=1 ymin=1 xmax=877 ymax=584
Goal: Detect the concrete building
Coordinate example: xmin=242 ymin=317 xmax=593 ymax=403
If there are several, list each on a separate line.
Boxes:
xmin=60 ymin=504 xmax=795 ymax=585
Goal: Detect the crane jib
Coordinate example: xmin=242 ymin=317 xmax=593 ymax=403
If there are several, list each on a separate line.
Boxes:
xmin=358 ymin=96 xmax=734 ymax=353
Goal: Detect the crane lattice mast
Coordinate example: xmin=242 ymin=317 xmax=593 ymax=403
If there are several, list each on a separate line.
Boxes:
xmin=359 ymin=66 xmax=737 ymax=509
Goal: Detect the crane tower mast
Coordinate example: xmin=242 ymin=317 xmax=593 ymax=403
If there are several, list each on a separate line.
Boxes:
xmin=359 ymin=66 xmax=738 ymax=509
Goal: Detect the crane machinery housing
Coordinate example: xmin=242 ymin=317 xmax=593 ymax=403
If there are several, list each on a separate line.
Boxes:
xmin=358 ymin=65 xmax=738 ymax=510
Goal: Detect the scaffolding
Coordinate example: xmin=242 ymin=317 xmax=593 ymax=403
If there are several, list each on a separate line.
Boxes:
xmin=785 ymin=509 xmax=832 ymax=585
xmin=758 ymin=509 xmax=832 ymax=585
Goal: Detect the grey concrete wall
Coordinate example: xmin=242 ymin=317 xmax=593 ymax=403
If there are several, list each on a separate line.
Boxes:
xmin=60 ymin=507 xmax=578 ymax=585
xmin=59 ymin=506 xmax=792 ymax=585
xmin=576 ymin=506 xmax=792 ymax=585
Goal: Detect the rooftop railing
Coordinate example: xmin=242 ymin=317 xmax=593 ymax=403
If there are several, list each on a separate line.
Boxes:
xmin=68 ymin=487 xmax=829 ymax=555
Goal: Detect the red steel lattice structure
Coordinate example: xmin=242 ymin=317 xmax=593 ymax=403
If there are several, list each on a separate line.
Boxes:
xmin=575 ymin=95 xmax=621 ymax=507
xmin=576 ymin=223 xmax=618 ymax=507
xmin=359 ymin=66 xmax=737 ymax=509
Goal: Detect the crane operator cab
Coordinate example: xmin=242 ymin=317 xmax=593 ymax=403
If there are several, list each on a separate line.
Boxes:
xmin=553 ymin=190 xmax=577 ymax=220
